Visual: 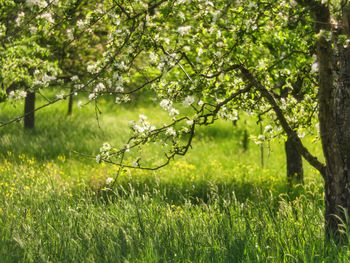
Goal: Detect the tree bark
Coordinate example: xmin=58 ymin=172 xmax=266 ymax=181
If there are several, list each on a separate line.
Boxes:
xmin=322 ymin=39 xmax=350 ymax=241
xmin=285 ymin=137 xmax=303 ymax=184
xmin=24 ymin=91 xmax=35 ymax=129
xmin=314 ymin=4 xmax=350 ymax=240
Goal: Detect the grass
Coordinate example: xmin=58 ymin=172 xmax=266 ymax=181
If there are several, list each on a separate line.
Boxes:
xmin=0 ymin=95 xmax=347 ymax=262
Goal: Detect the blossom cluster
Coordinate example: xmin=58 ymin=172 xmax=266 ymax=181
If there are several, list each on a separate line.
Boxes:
xmin=96 ymin=143 xmax=112 ymax=163
xmin=8 ymin=90 xmax=27 ymax=101
xmin=129 ymin=115 xmax=156 ymax=137
xmin=160 ymin=99 xmax=179 ymax=116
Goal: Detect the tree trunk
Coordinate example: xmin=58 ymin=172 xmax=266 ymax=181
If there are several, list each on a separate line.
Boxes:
xmin=67 ymin=86 xmax=74 ymax=115
xmin=285 ymin=137 xmax=303 ymax=184
xmin=321 ymin=43 xmax=350 ymax=240
xmin=24 ymin=91 xmax=35 ymax=129
xmin=315 ymin=4 xmax=350 ymax=240
xmin=292 ymin=1 xmax=350 ymax=239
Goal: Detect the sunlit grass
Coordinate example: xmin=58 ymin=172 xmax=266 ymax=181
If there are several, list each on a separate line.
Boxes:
xmin=1 ymin=96 xmax=343 ymax=262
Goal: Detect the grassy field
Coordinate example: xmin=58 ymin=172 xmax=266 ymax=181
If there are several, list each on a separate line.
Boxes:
xmin=0 ymin=95 xmax=348 ymax=262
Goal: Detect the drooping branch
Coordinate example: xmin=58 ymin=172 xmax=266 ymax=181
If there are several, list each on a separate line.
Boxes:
xmin=239 ymin=65 xmax=326 ymax=175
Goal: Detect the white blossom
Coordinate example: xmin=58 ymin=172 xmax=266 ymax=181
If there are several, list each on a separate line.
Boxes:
xmin=40 ymin=12 xmax=54 ymax=24
xmin=298 ymin=132 xmax=306 ymax=138
xmin=106 ymin=177 xmax=114 ymax=184
xmin=29 ymin=26 xmax=37 ymax=34
xmin=42 ymin=74 xmax=56 ymax=84
xmin=115 ymin=61 xmax=127 ymax=70
xmin=178 ymin=25 xmax=191 ymax=36
xmin=94 ymin=82 xmax=105 ymax=92
xmin=248 ymin=2 xmax=258 ymax=8
xmin=26 ymin=0 xmax=47 ymax=9
xmin=89 ymin=93 xmax=97 ymax=100
xmin=67 ymin=29 xmax=74 ymax=40
xmin=198 ymin=48 xmax=203 ymax=56
xmin=311 ymin=63 xmax=319 ymax=73
xmin=182 ymin=96 xmax=195 ymax=108
xmin=15 ymin=12 xmax=25 ymax=26
xmin=169 ymin=108 xmax=179 ymax=116
xmin=115 ymin=85 xmax=124 ymax=92
xmin=87 ymin=64 xmax=97 ymax=73
xmin=139 ymin=114 xmax=148 ymax=120
xmin=0 ymin=24 xmax=6 ymax=37
xmin=56 ymin=93 xmax=64 ymax=100
xmin=290 ymin=0 xmax=297 ymax=7
xmin=8 ymin=90 xmax=27 ymax=101
xmin=160 ymin=99 xmax=172 ymax=110
xmin=264 ymin=125 xmax=273 ymax=133
xmin=160 ymin=99 xmax=179 ymax=116
xmin=71 ymin=75 xmax=79 ymax=82
xmin=122 ymin=95 xmax=130 ymax=102
xmin=166 ymin=127 xmax=176 ymax=136
xmin=149 ymin=52 xmax=158 ymax=63
xmin=258 ymin=134 xmax=266 ymax=141
xmin=77 ymin=19 xmax=88 ymax=29
xmin=101 ymin=143 xmax=111 ymax=151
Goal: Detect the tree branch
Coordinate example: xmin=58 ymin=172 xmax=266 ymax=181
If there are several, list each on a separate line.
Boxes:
xmin=239 ymin=65 xmax=326 ymax=175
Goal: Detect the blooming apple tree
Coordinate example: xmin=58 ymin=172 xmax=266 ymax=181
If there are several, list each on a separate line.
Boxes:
xmin=2 ymin=0 xmax=350 ymax=238
xmin=84 ymin=0 xmax=321 ymax=174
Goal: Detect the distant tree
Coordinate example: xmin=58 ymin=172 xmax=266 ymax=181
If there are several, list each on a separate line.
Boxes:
xmin=46 ymin=0 xmax=112 ymax=115
xmin=0 ymin=0 xmax=61 ymax=129
xmin=0 ymin=0 xmax=110 ymax=127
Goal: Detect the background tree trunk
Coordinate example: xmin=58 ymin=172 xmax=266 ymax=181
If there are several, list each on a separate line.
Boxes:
xmin=24 ymin=91 xmax=35 ymax=129
xmin=67 ymin=86 xmax=74 ymax=116
xmin=285 ymin=137 xmax=303 ymax=184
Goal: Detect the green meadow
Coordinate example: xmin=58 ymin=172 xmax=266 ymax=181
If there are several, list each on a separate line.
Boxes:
xmin=0 ymin=96 xmax=348 ymax=262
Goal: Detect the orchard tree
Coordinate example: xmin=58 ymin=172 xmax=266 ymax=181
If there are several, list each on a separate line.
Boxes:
xmin=0 ymin=0 xmax=111 ymax=127
xmin=46 ymin=0 xmax=114 ymax=115
xmin=88 ymin=0 xmax=349 ymax=239
xmin=0 ymin=0 xmax=60 ymax=128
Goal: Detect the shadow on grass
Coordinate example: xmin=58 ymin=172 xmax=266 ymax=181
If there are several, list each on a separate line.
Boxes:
xmin=0 ymin=108 xmax=250 ymax=162
xmin=95 ymin=174 xmax=323 ymax=211
xmin=0 ymin=110 xmax=108 ymax=161
xmin=196 ymin=121 xmax=249 ymax=142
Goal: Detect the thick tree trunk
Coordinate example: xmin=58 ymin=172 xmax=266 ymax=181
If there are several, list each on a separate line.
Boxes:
xmin=285 ymin=137 xmax=303 ymax=184
xmin=24 ymin=91 xmax=35 ymax=129
xmin=293 ymin=1 xmax=350 ymax=239
xmin=315 ymin=5 xmax=350 ymax=240
xmin=322 ymin=43 xmax=350 ymax=240
xmin=318 ymin=41 xmax=348 ymax=239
